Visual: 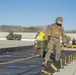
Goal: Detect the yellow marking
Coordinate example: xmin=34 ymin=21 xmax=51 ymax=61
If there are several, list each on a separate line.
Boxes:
xmin=60 ymin=59 xmax=63 ymax=68
xmin=70 ymin=55 xmax=71 ymax=62
xmin=74 ymin=54 xmax=75 ymax=59
xmin=68 ymin=56 xmax=70 ymax=63
xmin=71 ymin=45 xmax=76 ymax=48
xmin=50 ymin=63 xmax=58 ymax=71
xmin=73 ymin=54 xmax=74 ymax=59
xmin=42 ymin=70 xmax=51 ymax=75
xmin=0 ymin=54 xmax=39 ymax=65
xmin=73 ymin=54 xmax=74 ymax=60
xmin=71 ymin=55 xmax=72 ymax=61
xmin=75 ymin=53 xmax=76 ymax=59
xmin=64 ymin=57 xmax=67 ymax=65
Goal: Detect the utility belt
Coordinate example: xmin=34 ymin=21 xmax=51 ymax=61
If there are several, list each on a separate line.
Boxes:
xmin=50 ymin=36 xmax=59 ymax=39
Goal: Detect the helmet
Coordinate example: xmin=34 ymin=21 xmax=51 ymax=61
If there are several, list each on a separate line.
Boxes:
xmin=56 ymin=17 xmax=63 ymax=24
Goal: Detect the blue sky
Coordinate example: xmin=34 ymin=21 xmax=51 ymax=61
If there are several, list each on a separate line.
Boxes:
xmin=0 ymin=0 xmax=76 ymax=30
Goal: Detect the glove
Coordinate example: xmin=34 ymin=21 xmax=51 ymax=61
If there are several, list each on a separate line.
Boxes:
xmin=44 ymin=40 xmax=48 ymax=44
xmin=62 ymin=42 xmax=65 ymax=46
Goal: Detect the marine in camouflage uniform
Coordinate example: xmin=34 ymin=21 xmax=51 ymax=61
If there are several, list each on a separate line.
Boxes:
xmin=64 ymin=35 xmax=71 ymax=48
xmin=42 ymin=17 xmax=65 ymax=66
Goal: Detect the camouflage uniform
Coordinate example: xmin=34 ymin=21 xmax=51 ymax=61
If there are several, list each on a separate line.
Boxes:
xmin=42 ymin=17 xmax=65 ymax=66
xmin=64 ymin=35 xmax=71 ymax=47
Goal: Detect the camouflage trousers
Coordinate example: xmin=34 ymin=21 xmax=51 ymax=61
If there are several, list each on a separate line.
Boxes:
xmin=45 ymin=37 xmax=61 ymax=61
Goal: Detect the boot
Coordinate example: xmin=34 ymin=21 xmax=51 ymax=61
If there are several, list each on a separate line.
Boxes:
xmin=42 ymin=60 xmax=48 ymax=66
xmin=53 ymin=60 xmax=60 ymax=70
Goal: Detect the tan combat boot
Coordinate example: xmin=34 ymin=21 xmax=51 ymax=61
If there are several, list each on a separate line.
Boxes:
xmin=42 ymin=60 xmax=48 ymax=66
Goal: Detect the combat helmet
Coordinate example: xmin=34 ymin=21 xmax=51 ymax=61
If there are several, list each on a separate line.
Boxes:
xmin=56 ymin=17 xmax=63 ymax=24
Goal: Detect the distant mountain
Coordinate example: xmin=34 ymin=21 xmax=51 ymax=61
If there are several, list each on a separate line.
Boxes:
xmin=0 ymin=25 xmax=75 ymax=33
xmin=0 ymin=25 xmax=24 ymax=32
xmin=0 ymin=25 xmax=47 ymax=32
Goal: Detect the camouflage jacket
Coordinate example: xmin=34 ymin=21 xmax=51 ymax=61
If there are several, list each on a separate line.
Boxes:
xmin=65 ymin=35 xmax=71 ymax=41
xmin=44 ymin=23 xmax=65 ymax=42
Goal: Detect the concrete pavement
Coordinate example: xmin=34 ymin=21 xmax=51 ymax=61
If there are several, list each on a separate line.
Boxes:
xmin=0 ymin=40 xmax=34 ymax=48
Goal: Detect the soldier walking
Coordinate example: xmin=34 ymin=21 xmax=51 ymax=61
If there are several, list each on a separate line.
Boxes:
xmin=42 ymin=17 xmax=65 ymax=66
xmin=64 ymin=35 xmax=71 ymax=48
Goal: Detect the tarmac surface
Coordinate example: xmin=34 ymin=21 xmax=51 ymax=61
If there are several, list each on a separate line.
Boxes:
xmin=0 ymin=48 xmax=76 ymax=75
xmin=0 ymin=47 xmax=44 ymax=75
xmin=0 ymin=40 xmax=76 ymax=75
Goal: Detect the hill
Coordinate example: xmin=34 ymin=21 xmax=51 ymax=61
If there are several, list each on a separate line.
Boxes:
xmin=0 ymin=25 xmax=76 ymax=33
xmin=0 ymin=25 xmax=43 ymax=32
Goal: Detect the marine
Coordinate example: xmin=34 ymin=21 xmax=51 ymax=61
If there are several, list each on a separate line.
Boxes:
xmin=64 ymin=35 xmax=71 ymax=48
xmin=42 ymin=17 xmax=65 ymax=66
